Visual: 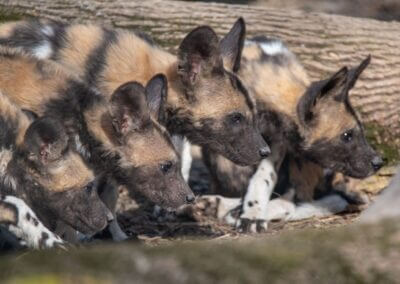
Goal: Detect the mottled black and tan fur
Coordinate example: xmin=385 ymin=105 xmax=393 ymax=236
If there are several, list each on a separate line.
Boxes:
xmin=0 ymin=46 xmax=193 ymax=211
xmin=0 ymin=18 xmax=269 ymax=166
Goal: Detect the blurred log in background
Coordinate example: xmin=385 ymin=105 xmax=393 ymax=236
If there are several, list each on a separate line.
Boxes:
xmin=184 ymin=0 xmax=400 ymax=22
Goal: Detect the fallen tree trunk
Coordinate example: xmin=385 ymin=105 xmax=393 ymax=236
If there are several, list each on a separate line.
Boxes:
xmin=0 ymin=0 xmax=399 ymax=160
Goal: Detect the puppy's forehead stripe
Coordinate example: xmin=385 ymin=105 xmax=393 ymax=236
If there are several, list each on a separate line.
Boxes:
xmin=228 ymin=72 xmax=256 ymax=113
xmin=152 ymin=118 xmax=178 ymax=156
xmin=344 ymin=99 xmax=363 ymax=128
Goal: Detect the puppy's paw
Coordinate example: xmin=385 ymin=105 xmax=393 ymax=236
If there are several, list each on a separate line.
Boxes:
xmin=236 ymin=218 xmax=267 ymax=233
xmin=236 ymin=200 xmax=268 ymax=233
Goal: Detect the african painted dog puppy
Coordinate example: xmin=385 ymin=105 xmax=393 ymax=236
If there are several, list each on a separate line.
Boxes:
xmin=202 ymin=37 xmax=382 ymax=232
xmin=0 ymin=92 xmax=112 ymax=243
xmin=0 ymin=47 xmax=193 ymax=240
xmin=0 ymin=18 xmax=270 ymax=172
xmin=0 ymin=195 xmax=65 ymax=249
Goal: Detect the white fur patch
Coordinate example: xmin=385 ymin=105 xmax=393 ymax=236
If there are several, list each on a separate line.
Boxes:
xmin=289 ymin=194 xmax=349 ymax=221
xmin=41 ymin=25 xmax=54 ymax=37
xmin=245 ymin=39 xmax=290 ymax=56
xmin=32 ymin=42 xmax=52 ymax=59
xmin=238 ymin=158 xmax=277 ymax=231
xmin=3 ymin=196 xmax=64 ymax=249
xmin=197 ymin=195 xmax=241 ymax=224
xmin=181 ymin=138 xmax=192 ymax=182
xmin=265 ymin=198 xmax=296 ymax=221
xmin=259 ymin=41 xmax=289 ymax=56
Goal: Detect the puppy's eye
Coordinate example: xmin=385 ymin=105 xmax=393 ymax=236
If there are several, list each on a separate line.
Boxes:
xmin=341 ymin=130 xmax=353 ymax=143
xmin=230 ymin=113 xmax=244 ymax=124
xmin=160 ymin=161 xmax=173 ymax=174
xmin=85 ymin=182 xmax=94 ymax=194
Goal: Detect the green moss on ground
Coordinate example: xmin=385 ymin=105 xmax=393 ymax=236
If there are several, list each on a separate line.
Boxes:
xmin=365 ymin=122 xmax=400 ymax=165
xmin=0 ymin=9 xmax=24 ymax=23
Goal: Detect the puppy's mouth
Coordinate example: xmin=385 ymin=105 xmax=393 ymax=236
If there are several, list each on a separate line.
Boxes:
xmin=331 ymin=163 xmax=374 ymax=179
xmin=75 ymin=215 xmax=107 ymax=235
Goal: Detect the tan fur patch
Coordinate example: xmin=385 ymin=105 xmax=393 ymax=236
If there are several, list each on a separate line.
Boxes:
xmin=242 ymin=44 xmax=263 ymax=61
xmin=84 ymin=103 xmax=176 ymax=168
xmin=100 ymin=30 xmax=175 ymax=97
xmin=58 ymin=24 xmax=105 ymax=77
xmin=0 ymin=91 xmax=31 ymax=146
xmin=121 ymin=126 xmax=177 ymax=167
xmin=32 ymin=152 xmax=94 ymax=192
xmin=0 ymin=47 xmax=71 ymax=114
xmin=332 ymin=172 xmax=346 ymax=188
xmin=191 ymin=75 xmax=251 ymax=121
xmin=0 ymin=202 xmax=17 ymax=223
xmin=0 ymin=21 xmax=19 ymax=38
xmin=240 ymin=45 xmax=309 ymax=118
xmin=308 ymin=100 xmax=357 ymax=144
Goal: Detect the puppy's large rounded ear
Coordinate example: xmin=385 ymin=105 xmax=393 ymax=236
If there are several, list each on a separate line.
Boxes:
xmin=110 ymin=81 xmax=148 ymax=136
xmin=297 ymin=67 xmax=348 ymax=125
xmin=177 ymin=25 xmax=222 ymax=88
xmin=219 ymin=17 xmax=246 ymax=73
xmin=24 ymin=117 xmax=68 ymax=165
xmin=145 ymin=74 xmax=168 ymax=123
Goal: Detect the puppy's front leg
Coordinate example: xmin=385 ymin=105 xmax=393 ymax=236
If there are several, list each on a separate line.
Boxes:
xmin=237 ymin=158 xmax=277 ymax=233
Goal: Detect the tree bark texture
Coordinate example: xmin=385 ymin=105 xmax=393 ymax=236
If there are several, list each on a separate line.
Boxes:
xmin=0 ymin=0 xmax=399 ymax=149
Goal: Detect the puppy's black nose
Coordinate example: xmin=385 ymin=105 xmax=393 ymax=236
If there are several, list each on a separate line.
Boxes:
xmin=371 ymin=156 xmax=383 ymax=171
xmin=186 ymin=194 xmax=195 ymax=204
xmin=259 ymin=146 xmax=271 ymax=158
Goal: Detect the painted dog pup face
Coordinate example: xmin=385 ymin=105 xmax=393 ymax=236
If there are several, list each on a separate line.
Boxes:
xmin=105 ymin=75 xmax=195 ymax=208
xmin=18 ymin=117 xmax=112 ymax=235
xmin=298 ymin=56 xmax=383 ymax=178
xmin=172 ymin=18 xmax=270 ymax=166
